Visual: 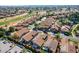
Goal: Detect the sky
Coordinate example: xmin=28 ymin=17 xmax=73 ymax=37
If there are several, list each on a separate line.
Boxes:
xmin=0 ymin=0 xmax=79 ymax=6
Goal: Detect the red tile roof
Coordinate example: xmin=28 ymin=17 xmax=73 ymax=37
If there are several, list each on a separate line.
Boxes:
xmin=68 ymin=41 xmax=76 ymax=53
xmin=39 ymin=18 xmax=54 ymax=28
xmin=60 ymin=39 xmax=68 ymax=53
xmin=16 ymin=28 xmax=29 ymax=37
xmin=43 ymin=34 xmax=58 ymax=52
xmin=32 ymin=33 xmax=46 ymax=47
xmin=22 ymin=30 xmax=38 ymax=42
xmin=15 ymin=26 xmax=24 ymax=31
xmin=60 ymin=39 xmax=76 ymax=53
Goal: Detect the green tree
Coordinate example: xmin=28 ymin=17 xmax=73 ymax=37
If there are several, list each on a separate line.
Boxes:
xmin=68 ymin=12 xmax=79 ymax=24
xmin=9 ymin=26 xmax=15 ymax=32
xmin=0 ymin=31 xmax=4 ymax=37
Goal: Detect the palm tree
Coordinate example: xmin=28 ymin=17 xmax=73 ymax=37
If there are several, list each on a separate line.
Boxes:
xmin=71 ymin=24 xmax=79 ymax=38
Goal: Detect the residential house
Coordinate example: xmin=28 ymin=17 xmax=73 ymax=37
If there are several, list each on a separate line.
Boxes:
xmin=15 ymin=26 xmax=24 ymax=31
xmin=43 ymin=34 xmax=58 ymax=52
xmin=60 ymin=39 xmax=76 ymax=53
xmin=61 ymin=25 xmax=71 ymax=32
xmin=50 ymin=22 xmax=61 ymax=33
xmin=20 ymin=30 xmax=38 ymax=45
xmin=32 ymin=32 xmax=47 ymax=51
xmin=68 ymin=41 xmax=76 ymax=53
xmin=15 ymin=28 xmax=29 ymax=38
xmin=38 ymin=18 xmax=54 ymax=31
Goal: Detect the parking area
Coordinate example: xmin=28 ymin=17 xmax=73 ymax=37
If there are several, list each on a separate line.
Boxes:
xmin=0 ymin=38 xmax=32 ymax=53
xmin=7 ymin=46 xmax=23 ymax=53
xmin=0 ymin=40 xmax=14 ymax=53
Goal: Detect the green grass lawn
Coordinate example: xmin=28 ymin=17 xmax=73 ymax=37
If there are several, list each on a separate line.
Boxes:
xmin=0 ymin=15 xmax=26 ymax=25
xmin=0 ymin=13 xmax=35 ymax=26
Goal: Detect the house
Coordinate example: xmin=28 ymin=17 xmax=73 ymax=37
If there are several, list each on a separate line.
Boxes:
xmin=16 ymin=28 xmax=29 ymax=38
xmin=20 ymin=30 xmax=38 ymax=45
xmin=7 ymin=46 xmax=23 ymax=53
xmin=43 ymin=34 xmax=58 ymax=52
xmin=15 ymin=26 xmax=24 ymax=31
xmin=77 ymin=43 xmax=79 ymax=53
xmin=61 ymin=25 xmax=71 ymax=32
xmin=15 ymin=23 xmax=23 ymax=27
xmin=60 ymin=39 xmax=69 ymax=53
xmin=50 ymin=23 xmax=60 ymax=33
xmin=24 ymin=16 xmax=37 ymax=25
xmin=60 ymin=39 xmax=76 ymax=53
xmin=32 ymin=32 xmax=47 ymax=50
xmin=38 ymin=11 xmax=46 ymax=16
xmin=38 ymin=18 xmax=54 ymax=30
xmin=48 ymin=16 xmax=58 ymax=19
xmin=68 ymin=41 xmax=76 ymax=53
